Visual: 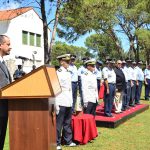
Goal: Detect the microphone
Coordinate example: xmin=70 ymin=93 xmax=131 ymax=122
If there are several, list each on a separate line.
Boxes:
xmin=15 ymin=55 xmax=29 ymax=60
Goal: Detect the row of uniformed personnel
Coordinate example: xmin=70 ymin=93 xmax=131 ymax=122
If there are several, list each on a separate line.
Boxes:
xmin=54 ymin=53 xmax=150 ymax=150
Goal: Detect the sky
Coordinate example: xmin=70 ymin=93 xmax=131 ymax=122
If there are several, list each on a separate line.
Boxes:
xmin=0 ymin=0 xmax=130 ymax=51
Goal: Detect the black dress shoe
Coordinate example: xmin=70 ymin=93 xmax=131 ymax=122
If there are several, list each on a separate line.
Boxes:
xmin=121 ymin=108 xmax=126 ymax=111
xmin=136 ymin=103 xmax=140 ymax=105
xmin=130 ymin=105 xmax=135 ymax=107
xmin=109 ymin=114 xmax=114 ymax=117
xmin=105 ymin=114 xmax=113 ymax=117
xmin=126 ymin=106 xmax=130 ymax=109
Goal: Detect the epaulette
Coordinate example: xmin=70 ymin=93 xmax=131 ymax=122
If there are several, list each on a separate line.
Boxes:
xmin=84 ymin=72 xmax=88 ymax=75
xmin=68 ymin=70 xmax=72 ymax=74
xmin=58 ymin=68 xmax=62 ymax=72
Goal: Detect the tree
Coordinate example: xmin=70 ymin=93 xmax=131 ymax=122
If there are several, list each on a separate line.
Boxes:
xmin=58 ymin=0 xmax=150 ymax=61
xmin=51 ymin=41 xmax=89 ymax=67
xmin=136 ymin=29 xmax=150 ymax=63
xmin=85 ymin=33 xmax=125 ymax=61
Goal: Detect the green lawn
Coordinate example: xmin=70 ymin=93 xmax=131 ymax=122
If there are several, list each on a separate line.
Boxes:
xmin=4 ymin=88 xmax=150 ymax=150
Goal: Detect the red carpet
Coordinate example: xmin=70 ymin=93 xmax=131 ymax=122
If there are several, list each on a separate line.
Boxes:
xmin=95 ymin=103 xmax=149 ymax=128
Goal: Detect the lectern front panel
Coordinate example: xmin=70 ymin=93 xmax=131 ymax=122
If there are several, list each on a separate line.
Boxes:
xmin=8 ymin=99 xmax=56 ymax=150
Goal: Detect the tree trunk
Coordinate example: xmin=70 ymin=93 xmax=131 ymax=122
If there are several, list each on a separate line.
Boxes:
xmin=49 ymin=0 xmax=62 ymax=64
xmin=129 ymin=38 xmax=137 ymax=60
xmin=107 ymin=29 xmax=122 ymax=56
xmin=146 ymin=49 xmax=150 ymax=64
xmin=135 ymin=36 xmax=140 ymax=62
xmin=40 ymin=0 xmax=49 ymax=64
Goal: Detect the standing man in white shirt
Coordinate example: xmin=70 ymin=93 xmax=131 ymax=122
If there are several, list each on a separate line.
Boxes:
xmin=81 ymin=59 xmax=98 ymax=116
xmin=121 ymin=60 xmax=128 ymax=111
xmin=55 ymin=54 xmax=76 ymax=150
xmin=102 ymin=59 xmax=116 ymax=117
xmin=144 ymin=64 xmax=150 ymax=100
xmin=78 ymin=57 xmax=89 ymax=106
xmin=125 ymin=59 xmax=134 ymax=108
xmin=94 ymin=60 xmax=103 ymax=94
xmin=68 ymin=55 xmax=78 ymax=113
xmin=129 ymin=61 xmax=138 ymax=107
xmin=135 ymin=61 xmax=144 ymax=104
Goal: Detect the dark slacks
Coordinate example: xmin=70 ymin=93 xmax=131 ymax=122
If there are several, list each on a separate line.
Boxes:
xmin=145 ymin=79 xmax=150 ymax=99
xmin=78 ymin=77 xmax=84 ymax=107
xmin=104 ymin=84 xmax=116 ymax=116
xmin=122 ymin=82 xmax=127 ymax=110
xmin=135 ymin=81 xmax=143 ymax=104
xmin=130 ymin=80 xmax=136 ymax=106
xmin=84 ymin=102 xmax=97 ymax=116
xmin=72 ymin=82 xmax=78 ymax=112
xmin=56 ymin=106 xmax=72 ymax=146
xmin=97 ymin=79 xmax=101 ymax=95
xmin=126 ymin=81 xmax=131 ymax=107
xmin=0 ymin=117 xmax=8 ymax=150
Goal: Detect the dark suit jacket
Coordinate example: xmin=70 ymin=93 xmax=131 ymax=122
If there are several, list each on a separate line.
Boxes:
xmin=114 ymin=66 xmax=126 ymax=92
xmin=0 ymin=61 xmax=12 ymax=117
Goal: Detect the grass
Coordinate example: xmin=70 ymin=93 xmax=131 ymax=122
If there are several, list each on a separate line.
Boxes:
xmin=4 ymin=88 xmax=150 ymax=150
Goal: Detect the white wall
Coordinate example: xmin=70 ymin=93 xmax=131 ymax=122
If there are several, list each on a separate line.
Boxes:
xmin=0 ymin=9 xmax=46 ymax=73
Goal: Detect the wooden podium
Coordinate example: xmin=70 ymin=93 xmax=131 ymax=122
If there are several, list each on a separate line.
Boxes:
xmin=0 ymin=65 xmax=61 ymax=150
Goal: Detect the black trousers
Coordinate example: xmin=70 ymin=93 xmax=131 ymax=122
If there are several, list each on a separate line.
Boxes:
xmin=72 ymin=82 xmax=78 ymax=112
xmin=84 ymin=102 xmax=97 ymax=116
xmin=0 ymin=117 xmax=8 ymax=150
xmin=97 ymin=79 xmax=101 ymax=94
xmin=56 ymin=106 xmax=72 ymax=146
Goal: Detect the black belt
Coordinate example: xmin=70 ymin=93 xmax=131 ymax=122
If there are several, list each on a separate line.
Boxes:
xmin=72 ymin=81 xmax=78 ymax=83
xmin=108 ymin=83 xmax=116 ymax=85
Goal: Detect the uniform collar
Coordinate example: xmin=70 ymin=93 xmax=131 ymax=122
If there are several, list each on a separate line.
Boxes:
xmin=135 ymin=66 xmax=139 ymax=69
xmin=60 ymin=66 xmax=68 ymax=72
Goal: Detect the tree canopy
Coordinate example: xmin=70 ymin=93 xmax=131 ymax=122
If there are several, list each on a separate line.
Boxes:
xmin=51 ymin=41 xmax=90 ymax=67
xmin=58 ymin=0 xmax=150 ymax=62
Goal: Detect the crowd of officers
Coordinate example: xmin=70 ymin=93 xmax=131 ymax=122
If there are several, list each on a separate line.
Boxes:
xmin=54 ymin=53 xmax=150 ymax=150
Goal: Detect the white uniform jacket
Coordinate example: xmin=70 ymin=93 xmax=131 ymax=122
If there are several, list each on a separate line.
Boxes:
xmin=55 ymin=66 xmax=73 ymax=107
xmin=81 ymin=69 xmax=98 ymax=104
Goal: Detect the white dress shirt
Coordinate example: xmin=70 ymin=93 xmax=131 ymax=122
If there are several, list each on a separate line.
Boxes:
xmin=126 ymin=66 xmax=136 ymax=81
xmin=68 ymin=64 xmax=78 ymax=82
xmin=131 ymin=67 xmax=137 ymax=81
xmin=81 ymin=70 xmax=98 ymax=104
xmin=102 ymin=67 xmax=116 ymax=83
xmin=144 ymin=68 xmax=150 ymax=79
xmin=121 ymin=66 xmax=128 ymax=82
xmin=78 ymin=65 xmax=87 ymax=76
xmin=94 ymin=67 xmax=102 ymax=80
xmin=0 ymin=56 xmax=4 ymax=63
xmin=135 ymin=66 xmax=144 ymax=81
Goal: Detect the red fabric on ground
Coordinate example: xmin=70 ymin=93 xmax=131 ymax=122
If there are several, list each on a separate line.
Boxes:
xmin=72 ymin=114 xmax=98 ymax=144
xmin=95 ymin=103 xmax=148 ymax=122
xmin=99 ymin=84 xmax=104 ymax=99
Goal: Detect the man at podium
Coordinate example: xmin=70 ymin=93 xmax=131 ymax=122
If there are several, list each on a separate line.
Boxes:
xmin=0 ymin=35 xmax=12 ymax=150
xmin=55 ymin=54 xmax=76 ymax=150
